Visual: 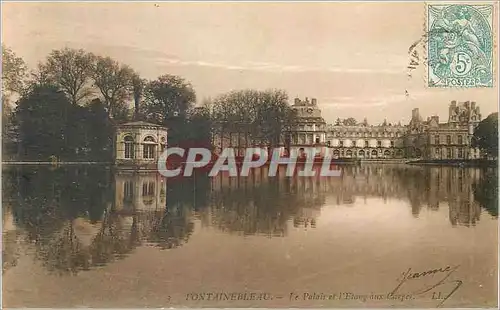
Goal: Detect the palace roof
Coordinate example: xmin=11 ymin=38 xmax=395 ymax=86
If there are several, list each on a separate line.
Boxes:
xmin=118 ymin=121 xmax=167 ymax=129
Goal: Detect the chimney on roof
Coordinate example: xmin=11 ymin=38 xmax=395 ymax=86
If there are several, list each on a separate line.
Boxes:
xmin=311 ymin=98 xmax=317 ymax=105
xmin=412 ymin=108 xmax=420 ymax=120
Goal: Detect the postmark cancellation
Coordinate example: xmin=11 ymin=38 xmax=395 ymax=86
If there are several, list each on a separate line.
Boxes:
xmin=427 ymin=3 xmax=495 ymax=88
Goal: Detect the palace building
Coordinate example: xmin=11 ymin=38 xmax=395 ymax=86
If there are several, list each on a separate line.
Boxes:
xmin=288 ymin=97 xmax=328 ymax=157
xmin=404 ymin=101 xmax=482 ymax=160
xmin=290 ymin=99 xmax=482 ymax=160
xmin=326 ymin=122 xmax=407 ymax=159
xmin=207 ymin=97 xmax=484 ymax=161
xmin=114 ymin=121 xmax=168 ymax=167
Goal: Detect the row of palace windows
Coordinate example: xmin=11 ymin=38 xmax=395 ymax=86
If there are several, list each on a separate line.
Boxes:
xmin=123 ymin=136 xmax=166 ymax=159
xmin=296 ymin=125 xmax=325 ymax=131
xmin=331 ymin=131 xmax=402 ymax=138
xmin=332 ymin=149 xmax=403 ymax=157
xmin=336 ymin=140 xmax=395 ymax=148
xmin=435 ymin=148 xmax=465 ymax=158
xmin=433 ymin=135 xmax=466 ymax=145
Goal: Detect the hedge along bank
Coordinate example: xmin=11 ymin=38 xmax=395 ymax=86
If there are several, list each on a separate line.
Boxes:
xmin=157 ymin=147 xmax=343 ymax=178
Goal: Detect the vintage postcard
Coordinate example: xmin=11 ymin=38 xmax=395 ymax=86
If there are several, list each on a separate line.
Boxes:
xmin=2 ymin=1 xmax=498 ymax=309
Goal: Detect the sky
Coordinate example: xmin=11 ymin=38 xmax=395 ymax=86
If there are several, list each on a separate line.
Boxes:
xmin=2 ymin=2 xmax=498 ymax=124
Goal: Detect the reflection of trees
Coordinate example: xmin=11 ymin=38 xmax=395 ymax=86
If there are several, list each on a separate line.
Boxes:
xmin=205 ymin=172 xmax=324 ymax=236
xmin=2 ymin=205 xmax=22 ymax=274
xmin=30 ymin=211 xmax=140 ymax=275
xmin=146 ymin=206 xmax=194 ymax=249
xmin=209 ymin=181 xmax=289 ymax=236
xmin=4 ymin=165 xmax=114 ymax=274
xmin=167 ymin=170 xmax=211 ymax=212
xmin=26 ymin=206 xmax=195 ymax=275
xmin=319 ymin=165 xmax=408 ymax=206
xmin=7 ymin=166 xmax=112 ymax=235
xmin=2 ymin=166 xmax=199 ymax=274
xmin=15 ymin=167 xmax=201 ymax=274
xmin=7 ymin=167 xmax=67 ymax=240
xmin=473 ymin=168 xmax=498 ymax=217
xmin=34 ymin=221 xmax=92 ymax=274
xmin=87 ymin=211 xmax=137 ymax=267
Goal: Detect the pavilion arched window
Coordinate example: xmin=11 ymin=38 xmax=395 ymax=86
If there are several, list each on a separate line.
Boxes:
xmin=124 ymin=135 xmax=134 ymax=159
xmin=143 ymin=136 xmax=156 ymax=159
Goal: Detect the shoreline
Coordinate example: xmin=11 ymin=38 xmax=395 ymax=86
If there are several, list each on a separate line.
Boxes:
xmin=2 ymin=158 xmax=497 ymax=168
xmin=2 ymin=161 xmax=112 ymax=165
xmin=406 ymin=159 xmax=497 ymax=167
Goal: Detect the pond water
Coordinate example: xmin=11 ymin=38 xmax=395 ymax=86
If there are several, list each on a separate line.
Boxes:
xmin=2 ymin=164 xmax=498 ymax=308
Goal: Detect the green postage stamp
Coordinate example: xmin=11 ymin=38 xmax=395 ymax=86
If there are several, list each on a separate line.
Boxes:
xmin=427 ymin=3 xmax=494 ymax=87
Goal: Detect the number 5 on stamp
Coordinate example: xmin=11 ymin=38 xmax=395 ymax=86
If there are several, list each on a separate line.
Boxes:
xmin=427 ymin=3 xmax=494 ymax=87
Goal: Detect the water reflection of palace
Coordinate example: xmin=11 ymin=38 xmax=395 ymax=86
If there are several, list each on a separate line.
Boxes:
xmin=2 ymin=164 xmax=496 ymax=275
xmin=113 ymin=170 xmax=167 ymax=214
xmin=207 ymin=164 xmax=491 ymax=227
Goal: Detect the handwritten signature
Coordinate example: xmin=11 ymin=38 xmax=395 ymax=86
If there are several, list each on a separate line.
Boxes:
xmin=390 ymin=265 xmax=462 ymax=307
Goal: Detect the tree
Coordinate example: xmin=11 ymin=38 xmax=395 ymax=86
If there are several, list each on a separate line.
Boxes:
xmin=90 ymin=55 xmax=135 ymax=117
xmin=187 ymin=105 xmax=213 ymax=150
xmin=16 ymin=84 xmax=74 ymax=160
xmin=473 ymin=168 xmax=498 ymax=217
xmin=142 ymin=75 xmax=196 ymax=147
xmin=84 ymin=98 xmax=113 ymax=161
xmin=39 ymin=48 xmax=94 ymax=105
xmin=2 ymin=44 xmax=27 ymax=95
xmin=211 ymin=89 xmax=260 ymax=142
xmin=2 ymin=45 xmax=28 ymax=158
xmin=472 ymin=112 xmax=498 ymax=158
xmin=342 ymin=117 xmax=357 ymax=126
xmin=210 ymin=89 xmax=297 ymax=150
xmin=142 ymin=74 xmax=196 ymax=124
xmin=256 ymin=89 xmax=296 ymax=147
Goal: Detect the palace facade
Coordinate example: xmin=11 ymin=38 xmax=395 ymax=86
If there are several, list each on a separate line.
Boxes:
xmin=288 ymin=97 xmax=328 ymax=157
xmin=326 ymin=122 xmax=406 ymax=159
xmin=404 ymin=101 xmax=482 ymax=160
xmin=296 ymin=98 xmax=482 ymax=160
xmin=209 ymin=97 xmax=483 ymax=160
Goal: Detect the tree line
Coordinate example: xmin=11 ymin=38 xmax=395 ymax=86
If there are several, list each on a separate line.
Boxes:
xmin=2 ymin=45 xmax=297 ymax=161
